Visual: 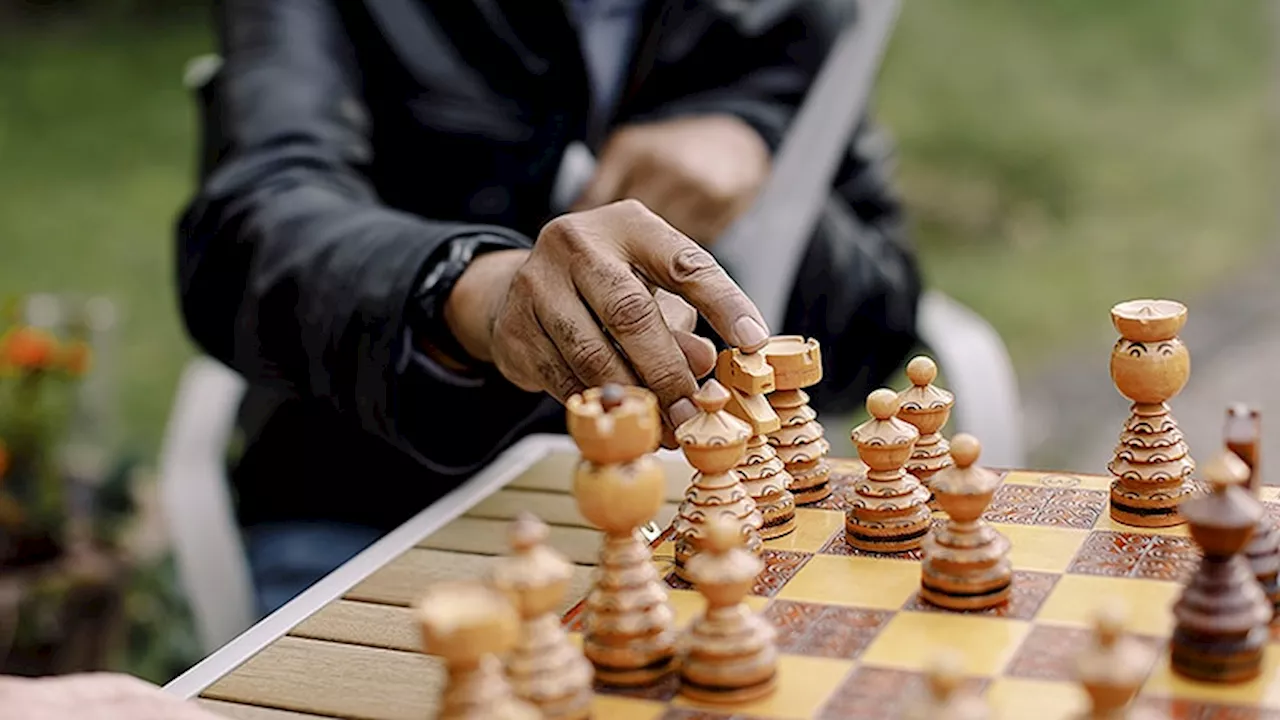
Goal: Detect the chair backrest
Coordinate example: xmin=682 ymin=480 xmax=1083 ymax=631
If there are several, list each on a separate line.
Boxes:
xmin=157 ymin=356 xmax=254 ymax=652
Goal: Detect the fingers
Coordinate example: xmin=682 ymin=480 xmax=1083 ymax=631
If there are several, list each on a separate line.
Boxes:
xmin=490 ymin=295 xmax=586 ymax=403
xmin=654 ymin=289 xmax=697 ymax=333
xmin=674 ymin=330 xmax=716 ymax=379
xmin=534 ymin=280 xmax=641 ymax=389
xmin=608 ymin=200 xmax=771 ymax=352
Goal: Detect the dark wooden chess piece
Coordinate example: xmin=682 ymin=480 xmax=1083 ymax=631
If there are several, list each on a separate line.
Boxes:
xmin=1171 ymin=450 xmax=1272 ymax=684
xmin=1225 ymin=403 xmax=1280 ymax=620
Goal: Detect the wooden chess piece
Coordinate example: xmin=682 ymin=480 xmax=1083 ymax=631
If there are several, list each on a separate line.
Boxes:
xmin=673 ymin=379 xmax=764 ymax=580
xmin=489 ymin=512 xmax=594 ymax=719
xmin=902 ymin=650 xmax=989 ymax=720
xmin=1171 ymin=450 xmax=1272 ymax=683
xmin=846 ymin=389 xmax=932 ymax=552
xmin=566 ymin=384 xmax=677 ymax=687
xmin=1226 ymin=403 xmax=1279 ymax=619
xmin=896 ymin=355 xmax=955 ymax=510
xmin=416 ymin=580 xmax=540 ymax=720
xmin=715 ymin=348 xmax=798 ymax=539
xmin=760 ymin=336 xmax=831 ymax=505
xmin=678 ymin=515 xmax=778 ymax=704
xmin=1107 ymin=299 xmax=1196 ymax=527
xmin=920 ymin=434 xmax=1011 ymax=610
xmin=1075 ymin=599 xmax=1161 ymax=720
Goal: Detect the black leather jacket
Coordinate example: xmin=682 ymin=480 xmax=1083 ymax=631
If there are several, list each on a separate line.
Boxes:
xmin=177 ymin=0 xmax=921 ymax=531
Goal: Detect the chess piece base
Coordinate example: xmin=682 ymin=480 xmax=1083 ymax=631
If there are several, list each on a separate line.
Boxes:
xmin=788 ymin=460 xmax=831 ymax=506
xmin=591 ymin=655 xmax=676 ymax=688
xmin=920 ymin=577 xmax=1012 ymax=612
xmin=756 ymin=490 xmax=797 ymax=540
xmin=678 ymin=672 xmax=777 ymax=705
xmin=844 ymin=515 xmax=932 ymax=553
xmin=1109 ymin=481 xmax=1192 ymax=528
xmin=1170 ymin=626 xmax=1267 ymax=684
xmin=760 ymin=514 xmax=797 ymax=540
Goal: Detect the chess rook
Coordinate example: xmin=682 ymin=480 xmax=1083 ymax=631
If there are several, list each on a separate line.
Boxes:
xmin=761 ymin=336 xmax=831 ymax=505
xmin=678 ymin=515 xmax=778 ymax=704
xmin=416 ymin=581 xmax=540 ymax=720
xmin=896 ymin=355 xmax=956 ymax=510
xmin=1075 ymin=600 xmax=1159 ymax=719
xmin=903 ymin=650 xmax=989 ymax=720
xmin=846 ymin=389 xmax=932 ymax=552
xmin=1171 ymin=451 xmax=1272 ymax=684
xmin=488 ymin=513 xmax=593 ymax=720
xmin=920 ymin=434 xmax=1012 ymax=610
xmin=1225 ymin=404 xmax=1279 ymax=620
xmin=1107 ymin=299 xmax=1196 ymax=527
xmin=715 ymin=348 xmax=798 ymax=539
xmin=566 ymin=385 xmax=677 ymax=687
xmin=673 ymin=379 xmax=764 ymax=581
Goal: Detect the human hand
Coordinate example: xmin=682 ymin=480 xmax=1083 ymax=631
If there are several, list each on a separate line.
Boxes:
xmin=573 ymin=115 xmax=770 ymax=245
xmin=0 ymin=672 xmax=224 ymax=720
xmin=445 ymin=200 xmax=770 ymax=437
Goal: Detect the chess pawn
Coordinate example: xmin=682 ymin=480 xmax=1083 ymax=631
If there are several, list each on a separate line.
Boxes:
xmin=679 ymin=515 xmax=778 ymax=704
xmin=417 ymin=580 xmax=540 ymax=720
xmin=846 ymin=389 xmax=932 ymax=552
xmin=761 ymin=336 xmax=831 ymax=505
xmin=1171 ymin=451 xmax=1272 ymax=683
xmin=896 ymin=355 xmax=955 ymax=510
xmin=920 ymin=434 xmax=1012 ymax=610
xmin=715 ymin=348 xmax=798 ymax=539
xmin=673 ymin=379 xmax=764 ymax=581
xmin=1226 ymin=404 xmax=1280 ymax=619
xmin=567 ymin=384 xmax=677 ymax=687
xmin=1075 ymin=600 xmax=1160 ymax=720
xmin=1107 ymin=299 xmax=1196 ymax=527
xmin=903 ymin=650 xmax=988 ymax=720
xmin=489 ymin=513 xmax=594 ymax=720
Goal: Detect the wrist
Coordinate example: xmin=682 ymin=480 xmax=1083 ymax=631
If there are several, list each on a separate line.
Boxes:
xmin=444 ymin=248 xmax=528 ymax=362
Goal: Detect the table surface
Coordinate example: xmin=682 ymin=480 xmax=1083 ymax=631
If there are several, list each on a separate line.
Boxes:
xmin=166 ymin=434 xmax=1280 ymax=720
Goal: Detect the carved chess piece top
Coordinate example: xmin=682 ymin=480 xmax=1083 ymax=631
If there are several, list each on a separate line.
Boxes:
xmin=677 ymin=379 xmax=754 ymax=474
xmin=1225 ymin=403 xmax=1261 ymax=491
xmin=1075 ymin=600 xmax=1157 ymax=718
xmin=897 ymin=355 xmax=954 ymax=437
xmin=851 ymin=389 xmax=920 ymax=468
xmin=1183 ymin=451 xmax=1263 ymax=556
xmin=1109 ymin=299 xmax=1190 ymax=406
xmin=686 ymin=515 xmax=765 ymax=606
xmin=932 ymin=434 xmax=1001 ymax=521
xmin=490 ymin=512 xmax=573 ymax=620
xmin=903 ymin=650 xmax=988 ymax=720
xmin=759 ymin=335 xmax=822 ymax=391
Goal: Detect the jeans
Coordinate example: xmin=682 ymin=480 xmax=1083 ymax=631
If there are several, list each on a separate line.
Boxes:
xmin=243 ymin=522 xmax=385 ymax=617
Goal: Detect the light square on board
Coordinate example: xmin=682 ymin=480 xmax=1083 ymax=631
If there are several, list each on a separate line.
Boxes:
xmin=1092 ymin=512 xmax=1191 ymax=537
xmin=763 ymin=508 xmax=844 ymax=554
xmin=669 ymin=654 xmax=854 ymax=720
xmin=858 ymin=611 xmax=1030 ymax=676
xmin=1036 ymin=575 xmax=1180 ymax=637
xmin=984 ymin=677 xmax=1088 ymax=720
xmin=774 ymin=554 xmax=918 ymax=610
xmin=1143 ymin=647 xmax=1280 ymax=710
xmin=993 ymin=523 xmax=1089 ymax=573
xmin=667 ymin=589 xmax=768 ymax=629
xmin=592 ymin=695 xmax=667 ymax=720
xmin=1002 ymin=471 xmax=1111 ymax=492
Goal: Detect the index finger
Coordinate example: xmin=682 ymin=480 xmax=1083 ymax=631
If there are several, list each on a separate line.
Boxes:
xmin=609 ymin=200 xmax=770 ymax=352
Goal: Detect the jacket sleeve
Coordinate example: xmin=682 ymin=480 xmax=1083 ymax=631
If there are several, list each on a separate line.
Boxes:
xmin=177 ymin=0 xmax=541 ymax=472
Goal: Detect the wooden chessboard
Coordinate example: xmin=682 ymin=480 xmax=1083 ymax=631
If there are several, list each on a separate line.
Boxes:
xmin=184 ymin=443 xmax=1280 ymax=720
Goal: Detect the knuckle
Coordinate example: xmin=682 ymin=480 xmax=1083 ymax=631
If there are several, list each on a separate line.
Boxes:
xmin=668 ymin=246 xmax=722 ymax=285
xmin=541 ymin=215 xmax=591 ymax=252
xmin=567 ymin=339 xmax=619 ymax=381
xmin=604 ymin=290 xmax=663 ymax=336
xmin=644 ymin=360 xmax=691 ymax=398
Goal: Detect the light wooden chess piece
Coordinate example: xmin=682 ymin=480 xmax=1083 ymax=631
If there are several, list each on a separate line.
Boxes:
xmin=416 ymin=580 xmax=540 ymax=720
xmin=902 ymin=650 xmax=988 ymax=720
xmin=896 ymin=355 xmax=955 ymax=510
xmin=1171 ymin=450 xmax=1271 ymax=683
xmin=1226 ymin=403 xmax=1280 ymax=620
xmin=846 ymin=388 xmax=931 ymax=552
xmin=567 ymin=384 xmax=677 ymax=687
xmin=1075 ymin=599 xmax=1162 ymax=720
xmin=920 ymin=434 xmax=1012 ymax=610
xmin=760 ymin=336 xmax=831 ymax=505
xmin=715 ymin=347 xmax=798 ymax=539
xmin=673 ymin=379 xmax=764 ymax=580
xmin=489 ymin=512 xmax=594 ymax=719
xmin=678 ymin=515 xmax=778 ymax=704
xmin=1107 ymin=299 xmax=1196 ymax=527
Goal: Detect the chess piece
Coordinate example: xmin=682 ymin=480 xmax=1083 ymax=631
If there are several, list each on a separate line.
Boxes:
xmin=489 ymin=513 xmax=594 ymax=719
xmin=1171 ymin=450 xmax=1272 ymax=683
xmin=1075 ymin=600 xmax=1161 ymax=720
xmin=896 ymin=355 xmax=955 ymax=510
xmin=715 ymin=348 xmax=798 ymax=539
xmin=846 ymin=389 xmax=932 ymax=552
xmin=761 ymin=336 xmax=831 ymax=505
xmin=1226 ymin=404 xmax=1279 ymax=619
xmin=1107 ymin=299 xmax=1196 ymax=527
xmin=920 ymin=434 xmax=1011 ymax=610
xmin=678 ymin=515 xmax=778 ymax=704
xmin=567 ymin=384 xmax=677 ymax=687
xmin=673 ymin=379 xmax=764 ymax=580
xmin=902 ymin=650 xmax=988 ymax=720
xmin=416 ymin=580 xmax=540 ymax=720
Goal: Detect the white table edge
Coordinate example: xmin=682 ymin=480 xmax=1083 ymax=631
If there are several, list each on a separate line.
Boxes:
xmin=163 ymin=432 xmax=577 ymax=699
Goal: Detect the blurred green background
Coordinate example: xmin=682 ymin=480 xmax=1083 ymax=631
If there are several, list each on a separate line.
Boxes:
xmin=0 ymin=0 xmax=1274 ymax=681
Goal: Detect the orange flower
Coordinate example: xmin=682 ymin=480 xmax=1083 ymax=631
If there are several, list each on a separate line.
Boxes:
xmin=0 ymin=326 xmax=58 ymax=371
xmin=60 ymin=340 xmax=92 ymax=377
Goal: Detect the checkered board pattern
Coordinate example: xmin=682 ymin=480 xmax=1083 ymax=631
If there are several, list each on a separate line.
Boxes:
xmin=561 ymin=460 xmax=1280 ymax=720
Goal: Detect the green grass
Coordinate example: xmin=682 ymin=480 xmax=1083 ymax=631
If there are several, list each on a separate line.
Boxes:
xmin=0 ymin=0 xmax=1273 ymax=458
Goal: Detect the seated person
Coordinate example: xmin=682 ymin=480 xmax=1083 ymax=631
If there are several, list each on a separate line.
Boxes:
xmin=177 ymin=0 xmax=922 ymax=616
